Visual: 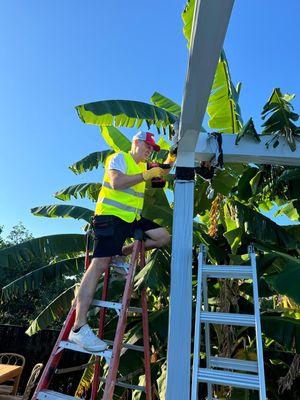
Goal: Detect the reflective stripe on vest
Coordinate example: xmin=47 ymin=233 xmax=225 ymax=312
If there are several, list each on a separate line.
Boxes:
xmin=97 ymin=198 xmax=142 ymax=215
xmin=102 ymin=181 xmax=144 ymax=199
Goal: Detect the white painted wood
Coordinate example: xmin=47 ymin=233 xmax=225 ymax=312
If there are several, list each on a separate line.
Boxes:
xmin=196 ymin=132 xmax=300 ymax=166
xmin=166 ymin=181 xmax=194 ymax=400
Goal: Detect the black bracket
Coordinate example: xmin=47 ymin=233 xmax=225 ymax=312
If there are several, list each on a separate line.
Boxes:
xmin=176 ymin=166 xmax=195 ymax=181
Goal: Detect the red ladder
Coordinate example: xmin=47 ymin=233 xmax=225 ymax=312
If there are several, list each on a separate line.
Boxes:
xmin=33 ymin=229 xmax=152 ymax=400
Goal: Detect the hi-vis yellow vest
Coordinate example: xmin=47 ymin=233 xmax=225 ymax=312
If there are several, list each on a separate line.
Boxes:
xmin=95 ymin=152 xmax=147 ymax=222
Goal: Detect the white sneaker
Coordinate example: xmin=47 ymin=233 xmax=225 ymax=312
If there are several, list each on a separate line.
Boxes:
xmin=69 ymin=324 xmax=108 ymax=352
xmin=110 ymin=255 xmax=129 ymax=275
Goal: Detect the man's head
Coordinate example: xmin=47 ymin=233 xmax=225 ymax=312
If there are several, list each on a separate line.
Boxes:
xmin=131 ymin=131 xmax=160 ymax=162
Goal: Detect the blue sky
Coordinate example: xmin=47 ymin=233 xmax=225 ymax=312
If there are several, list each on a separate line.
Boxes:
xmin=1 ymin=1 xmax=300 ymax=238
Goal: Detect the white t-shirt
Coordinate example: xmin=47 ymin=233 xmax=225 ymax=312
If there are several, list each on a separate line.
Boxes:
xmin=108 ymin=153 xmax=126 ymax=173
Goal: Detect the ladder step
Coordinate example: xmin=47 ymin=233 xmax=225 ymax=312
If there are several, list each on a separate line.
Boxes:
xmin=59 ymin=340 xmax=112 ymax=359
xmin=38 ymin=390 xmax=80 ymax=399
xmin=91 ymin=299 xmax=143 ymax=313
xmin=201 ymin=312 xmax=255 ymax=326
xmin=105 ymin=340 xmax=144 ymax=352
xmin=202 ymin=265 xmax=252 ymax=279
xmin=99 ymin=377 xmax=146 ymax=392
xmin=209 ymin=356 xmax=258 ymax=373
xmin=198 ymin=368 xmax=260 ymax=390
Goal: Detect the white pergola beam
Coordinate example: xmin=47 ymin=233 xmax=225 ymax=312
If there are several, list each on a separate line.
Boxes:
xmin=177 ymin=0 xmax=235 ymax=167
xmin=196 ymin=133 xmax=300 ymax=166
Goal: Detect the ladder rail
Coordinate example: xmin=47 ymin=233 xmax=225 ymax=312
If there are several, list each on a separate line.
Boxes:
xmin=140 ymin=243 xmax=152 ymax=400
xmin=202 ymin=257 xmax=213 ymax=399
xmin=102 ymin=240 xmax=142 ymax=400
xmin=33 ymin=233 xmax=93 ymax=400
xmin=191 ymin=246 xmax=205 ymax=400
xmin=34 ymin=230 xmax=153 ymax=400
xmin=249 ymin=246 xmax=267 ymax=399
xmin=91 ymin=266 xmax=111 ymax=400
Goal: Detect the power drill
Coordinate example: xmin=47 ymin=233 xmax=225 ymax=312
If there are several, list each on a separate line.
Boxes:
xmin=147 ymin=163 xmax=171 ymax=188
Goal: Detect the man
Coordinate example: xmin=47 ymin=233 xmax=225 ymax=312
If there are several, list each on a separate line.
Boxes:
xmin=69 ymin=131 xmax=172 ymax=352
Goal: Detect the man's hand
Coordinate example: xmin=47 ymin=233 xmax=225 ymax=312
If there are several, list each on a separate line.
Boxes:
xmin=164 ymin=152 xmax=176 ymax=165
xmin=142 ymin=167 xmax=164 ymax=181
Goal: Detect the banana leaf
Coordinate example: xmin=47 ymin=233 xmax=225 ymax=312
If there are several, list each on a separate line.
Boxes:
xmin=69 ymin=150 xmax=113 ymax=175
xmin=142 ymin=188 xmax=173 ymax=227
xmin=2 ymin=256 xmax=85 ymax=301
xmin=262 ymin=314 xmax=300 ymax=352
xmin=31 ymin=205 xmax=94 ymax=223
xmin=283 ymin=225 xmax=300 ymax=242
xmin=75 ymin=355 xmax=96 ymax=398
xmin=277 ymin=167 xmax=300 ymax=183
xmin=207 ymin=51 xmax=243 ymax=133
xmin=150 ymin=92 xmax=207 ymax=133
xmin=25 ymin=285 xmax=76 ymax=336
xmin=76 ymin=99 xmax=177 ymax=133
xmin=224 ymin=201 xmax=299 ymax=251
xmin=261 ymin=88 xmax=300 ymax=151
xmin=134 ymin=248 xmax=170 ymax=291
xmin=54 ymin=183 xmax=101 ymax=202
xmin=150 ymin=92 xmax=181 ymax=116
xmin=100 ymin=126 xmax=131 ymax=152
xmin=0 ymin=234 xmax=85 ymax=268
xmin=258 ymin=251 xmax=300 ymax=305
xmin=182 ymin=0 xmax=194 ymax=48
xmin=275 ymin=200 xmax=300 ymax=221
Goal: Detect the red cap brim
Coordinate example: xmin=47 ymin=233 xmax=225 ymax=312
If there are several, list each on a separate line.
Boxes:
xmin=151 ymin=143 xmax=160 ymax=152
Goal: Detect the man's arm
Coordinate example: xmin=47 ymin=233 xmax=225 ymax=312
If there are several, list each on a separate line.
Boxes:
xmin=108 ymin=167 xmax=165 ymax=190
xmin=108 ymin=169 xmax=143 ymax=190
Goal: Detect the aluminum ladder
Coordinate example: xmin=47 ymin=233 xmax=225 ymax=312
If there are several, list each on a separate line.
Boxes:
xmin=33 ymin=229 xmax=152 ymax=400
xmin=191 ymin=244 xmax=267 ymax=399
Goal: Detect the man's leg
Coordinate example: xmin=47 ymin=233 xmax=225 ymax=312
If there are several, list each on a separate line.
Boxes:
xmin=122 ymin=227 xmax=170 ymax=255
xmin=73 ymin=256 xmax=111 ymax=330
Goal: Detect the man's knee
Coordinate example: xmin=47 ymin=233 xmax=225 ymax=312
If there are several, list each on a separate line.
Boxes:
xmin=157 ymin=229 xmax=171 ymax=247
xmin=89 ymin=257 xmax=111 ymax=273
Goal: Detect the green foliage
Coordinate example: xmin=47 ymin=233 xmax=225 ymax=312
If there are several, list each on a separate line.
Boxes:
xmin=31 ymin=205 xmax=93 ymax=223
xmin=224 ymin=200 xmax=299 ymax=252
xmin=69 ymin=150 xmax=113 ymax=175
xmin=135 ymin=248 xmax=170 ymax=291
xmin=207 ymin=51 xmax=243 ymax=133
xmin=101 ymin=126 xmax=131 ymax=152
xmin=2 ymin=257 xmax=85 ymax=301
xmin=235 ymin=118 xmax=261 ymax=145
xmin=0 ymin=234 xmax=85 ymax=268
xmin=262 ymin=88 xmax=300 ymax=151
xmin=5 ymin=222 xmax=34 ymax=245
xmin=25 ymin=285 xmax=76 ymax=336
xmin=182 ymin=0 xmax=194 ymax=47
xmin=54 ymin=183 xmax=101 ymax=202
xmin=76 ymin=99 xmax=177 ymax=135
xmin=275 ymin=200 xmax=300 ymax=221
xmin=150 ymin=92 xmax=181 ymax=116
xmin=262 ymin=314 xmax=300 ymax=352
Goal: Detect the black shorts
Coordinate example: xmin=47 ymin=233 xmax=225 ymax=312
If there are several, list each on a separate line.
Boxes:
xmin=92 ymin=215 xmax=161 ymax=258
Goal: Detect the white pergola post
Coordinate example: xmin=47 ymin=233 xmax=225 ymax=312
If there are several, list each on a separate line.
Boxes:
xmin=166 ymin=1 xmax=235 ymax=399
